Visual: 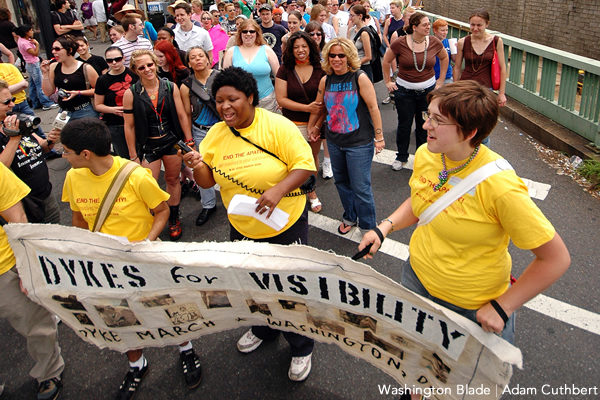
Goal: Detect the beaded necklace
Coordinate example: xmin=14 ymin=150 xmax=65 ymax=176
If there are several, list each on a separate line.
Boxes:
xmin=411 ymin=36 xmax=428 ymax=72
xmin=433 ymin=145 xmax=480 ymax=191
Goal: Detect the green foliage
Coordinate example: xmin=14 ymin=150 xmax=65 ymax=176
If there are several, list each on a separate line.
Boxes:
xmin=578 ymin=159 xmax=600 ymax=188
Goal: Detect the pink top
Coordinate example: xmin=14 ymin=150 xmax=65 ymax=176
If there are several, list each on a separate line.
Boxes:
xmin=208 ymin=25 xmax=229 ymax=67
xmin=17 ymin=37 xmax=39 ymax=64
xmin=191 ymin=13 xmax=202 ymax=23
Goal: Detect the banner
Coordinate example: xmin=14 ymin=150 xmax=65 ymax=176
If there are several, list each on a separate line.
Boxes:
xmin=7 ymin=224 xmax=521 ymax=399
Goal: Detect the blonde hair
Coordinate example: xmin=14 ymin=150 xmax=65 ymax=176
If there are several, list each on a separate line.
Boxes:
xmin=235 ymin=19 xmax=265 ymax=46
xmin=130 ymin=50 xmax=159 ymax=72
xmin=0 ymin=79 xmax=8 ymax=91
xmin=191 ymin=0 xmax=203 ymax=7
xmin=321 ymin=38 xmax=361 ymax=75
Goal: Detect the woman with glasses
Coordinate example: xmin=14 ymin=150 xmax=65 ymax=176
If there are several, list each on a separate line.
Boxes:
xmin=200 ymin=11 xmax=228 ymax=68
xmin=75 ymin=36 xmax=108 ymax=75
xmin=275 ymin=31 xmax=326 ymax=213
xmin=359 ymin=80 xmax=570 ymax=349
xmin=154 ymin=40 xmax=190 ymax=87
xmin=305 ymin=21 xmax=325 ymax=52
xmin=41 ymin=35 xmax=99 ymax=120
xmin=382 ymin=12 xmax=448 ymax=171
xmin=222 ymin=19 xmax=280 ymax=112
xmin=348 ymin=5 xmax=373 ymax=81
xmin=308 ymin=38 xmax=384 ymax=235
xmin=94 ymin=46 xmax=138 ymax=158
xmin=122 ymin=50 xmax=193 ymax=241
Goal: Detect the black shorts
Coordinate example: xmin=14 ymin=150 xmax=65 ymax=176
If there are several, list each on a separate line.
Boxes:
xmin=143 ymin=134 xmax=179 ymax=163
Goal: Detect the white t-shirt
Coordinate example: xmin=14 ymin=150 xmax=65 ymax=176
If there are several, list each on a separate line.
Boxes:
xmin=92 ymin=0 xmax=107 ymax=23
xmin=173 ymin=24 xmax=214 ymax=52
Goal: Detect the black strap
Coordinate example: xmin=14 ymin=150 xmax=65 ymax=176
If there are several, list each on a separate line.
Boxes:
xmin=490 ymin=299 xmax=509 ymax=325
xmin=372 ymin=226 xmax=385 ymax=244
xmin=352 ymin=243 xmax=373 ymax=260
xmin=228 ymin=126 xmax=287 ymax=165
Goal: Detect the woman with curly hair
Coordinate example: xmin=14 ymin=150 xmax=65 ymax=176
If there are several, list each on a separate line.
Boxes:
xmin=154 ymin=40 xmax=190 ymax=87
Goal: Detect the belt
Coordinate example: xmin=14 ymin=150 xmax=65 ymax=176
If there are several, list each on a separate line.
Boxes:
xmin=66 ymin=102 xmax=92 ymax=112
xmin=193 ymin=123 xmax=213 ymax=130
xmin=398 ymin=85 xmax=435 ymax=95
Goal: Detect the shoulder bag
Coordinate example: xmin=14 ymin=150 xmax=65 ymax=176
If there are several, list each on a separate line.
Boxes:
xmin=491 ymin=36 xmax=501 ymax=91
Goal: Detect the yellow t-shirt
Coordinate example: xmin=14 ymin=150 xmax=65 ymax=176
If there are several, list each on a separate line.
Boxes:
xmin=62 ymin=156 xmax=170 ymax=241
xmin=409 ymin=145 xmax=556 ymax=309
xmin=200 ymin=108 xmax=316 ymax=239
xmin=0 ymin=63 xmax=27 ymax=105
xmin=0 ymin=163 xmax=30 ymax=275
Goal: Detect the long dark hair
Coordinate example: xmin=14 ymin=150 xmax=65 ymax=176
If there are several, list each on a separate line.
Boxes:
xmin=282 ymin=31 xmax=321 ymax=71
xmin=305 ymin=21 xmax=325 ymax=50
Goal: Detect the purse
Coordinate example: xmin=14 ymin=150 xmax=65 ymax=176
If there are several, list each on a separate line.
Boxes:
xmin=491 ymin=36 xmax=501 ymax=91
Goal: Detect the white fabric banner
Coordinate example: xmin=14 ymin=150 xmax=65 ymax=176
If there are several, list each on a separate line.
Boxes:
xmin=6 ymin=224 xmax=521 ymax=399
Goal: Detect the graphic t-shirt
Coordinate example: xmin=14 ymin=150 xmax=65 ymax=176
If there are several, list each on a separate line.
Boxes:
xmin=0 ymin=163 xmax=30 ymax=275
xmin=0 ymin=134 xmax=51 ymax=199
xmin=95 ymin=69 xmax=139 ymax=125
xmin=62 ymin=156 xmax=170 ymax=241
xmin=260 ymin=23 xmax=287 ymax=61
xmin=409 ymin=145 xmax=556 ymax=309
xmin=200 ymin=108 xmax=315 ymax=239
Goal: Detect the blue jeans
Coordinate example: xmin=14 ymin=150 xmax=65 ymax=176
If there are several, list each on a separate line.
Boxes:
xmin=327 ymin=141 xmax=376 ymax=230
xmin=401 ymin=262 xmax=515 ymax=344
xmin=13 ymin=100 xmax=45 ymax=138
xmin=62 ymin=102 xmax=99 ymax=121
xmin=393 ymin=85 xmax=434 ymax=162
xmin=25 ymin=62 xmax=54 ymax=109
xmin=192 ymin=124 xmax=216 ymax=209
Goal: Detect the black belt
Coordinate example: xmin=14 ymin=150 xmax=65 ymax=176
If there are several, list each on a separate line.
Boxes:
xmin=398 ymin=84 xmax=435 ymax=95
xmin=193 ymin=123 xmax=213 ymax=130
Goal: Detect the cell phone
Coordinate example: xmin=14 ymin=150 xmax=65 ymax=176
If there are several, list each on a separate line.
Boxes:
xmin=174 ymin=140 xmax=193 ymax=154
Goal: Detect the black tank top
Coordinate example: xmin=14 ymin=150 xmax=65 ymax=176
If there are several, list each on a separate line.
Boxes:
xmin=54 ymin=62 xmax=91 ymax=110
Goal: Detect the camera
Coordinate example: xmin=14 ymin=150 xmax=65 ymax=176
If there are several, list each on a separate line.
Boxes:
xmin=2 ymin=113 xmax=41 ymax=137
xmin=57 ymin=89 xmax=69 ymax=99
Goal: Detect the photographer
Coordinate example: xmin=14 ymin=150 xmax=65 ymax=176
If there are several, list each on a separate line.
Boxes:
xmin=0 ymin=80 xmax=61 ymax=223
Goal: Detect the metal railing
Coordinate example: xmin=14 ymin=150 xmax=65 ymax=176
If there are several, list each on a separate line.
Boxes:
xmin=423 ymin=12 xmax=600 ymax=150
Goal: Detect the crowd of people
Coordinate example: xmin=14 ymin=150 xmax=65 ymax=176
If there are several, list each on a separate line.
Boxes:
xmin=0 ymin=1 xmax=570 ymax=400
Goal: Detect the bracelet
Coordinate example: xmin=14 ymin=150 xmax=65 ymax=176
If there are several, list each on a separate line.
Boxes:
xmin=374 ymin=138 xmax=384 ymax=143
xmin=381 ymin=218 xmax=394 ymax=231
xmin=78 ymin=91 xmax=81 ymax=96
xmin=130 ymin=155 xmax=139 ymax=161
xmin=489 ymin=299 xmax=509 ymax=325
xmin=372 ymin=226 xmax=385 ymax=244
xmin=185 ymin=139 xmax=195 ymax=146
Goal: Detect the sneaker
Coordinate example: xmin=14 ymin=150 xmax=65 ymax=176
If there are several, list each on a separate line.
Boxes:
xmin=117 ymin=362 xmax=148 ymax=400
xmin=391 ymin=160 xmax=407 ymax=171
xmin=37 ymin=376 xmax=62 ymax=400
xmin=382 ymin=96 xmax=391 ymax=104
xmin=42 ymin=104 xmax=59 ymax=111
xmin=321 ymin=159 xmax=333 ymax=179
xmin=288 ymin=354 xmax=312 ymax=382
xmin=180 ymin=349 xmax=202 ymax=389
xmin=236 ymin=329 xmax=263 ymax=353
xmin=169 ymin=219 xmax=182 ymax=241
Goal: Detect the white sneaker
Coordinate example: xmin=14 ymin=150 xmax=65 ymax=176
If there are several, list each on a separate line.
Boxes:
xmin=322 ymin=159 xmax=333 ymax=179
xmin=288 ymin=353 xmax=312 ymax=381
xmin=391 ymin=160 xmax=406 ymax=171
xmin=236 ymin=329 xmax=263 ymax=353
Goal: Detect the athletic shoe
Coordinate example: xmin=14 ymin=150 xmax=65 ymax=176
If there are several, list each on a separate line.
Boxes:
xmin=288 ymin=354 xmax=312 ymax=382
xmin=42 ymin=104 xmax=59 ymax=111
xmin=37 ymin=376 xmax=62 ymax=400
xmin=382 ymin=96 xmax=391 ymax=104
xmin=180 ymin=349 xmax=202 ymax=389
xmin=236 ymin=329 xmax=263 ymax=353
xmin=321 ymin=159 xmax=333 ymax=179
xmin=169 ymin=219 xmax=182 ymax=241
xmin=117 ymin=362 xmax=148 ymax=400
xmin=391 ymin=160 xmax=407 ymax=171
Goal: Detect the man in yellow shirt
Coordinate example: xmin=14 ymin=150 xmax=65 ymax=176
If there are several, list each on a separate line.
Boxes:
xmin=57 ymin=118 xmax=202 ymax=400
xmin=0 ymin=162 xmax=65 ymax=400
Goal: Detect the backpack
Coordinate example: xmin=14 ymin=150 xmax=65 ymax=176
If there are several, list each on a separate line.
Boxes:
xmin=354 ymin=26 xmax=383 ymax=83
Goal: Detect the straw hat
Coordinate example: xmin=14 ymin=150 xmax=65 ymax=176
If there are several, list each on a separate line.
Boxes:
xmin=167 ymin=0 xmax=189 ymax=16
xmin=114 ymin=5 xmax=144 ymax=21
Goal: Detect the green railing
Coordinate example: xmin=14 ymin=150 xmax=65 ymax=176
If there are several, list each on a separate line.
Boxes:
xmin=423 ymin=12 xmax=600 ymax=149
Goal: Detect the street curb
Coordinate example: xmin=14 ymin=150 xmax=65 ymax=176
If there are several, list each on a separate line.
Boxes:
xmin=501 ymin=98 xmax=600 ymax=162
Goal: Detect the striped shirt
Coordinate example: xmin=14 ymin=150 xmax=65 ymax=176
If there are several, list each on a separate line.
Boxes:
xmin=113 ymin=36 xmax=153 ymax=67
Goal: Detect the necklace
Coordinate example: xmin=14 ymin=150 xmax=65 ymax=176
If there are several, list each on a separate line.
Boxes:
xmin=469 ymin=36 xmax=488 ymax=73
xmin=412 ymin=36 xmax=427 ymax=72
xmin=433 ymin=146 xmax=480 ymax=191
xmin=411 ymin=34 xmax=425 ymax=44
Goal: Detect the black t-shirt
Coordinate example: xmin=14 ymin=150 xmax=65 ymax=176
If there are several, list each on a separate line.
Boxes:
xmin=51 ymin=10 xmax=84 ymax=37
xmin=79 ymin=55 xmax=109 ymax=75
xmin=0 ymin=134 xmax=52 ymax=198
xmin=94 ymin=68 xmax=138 ymax=125
xmin=260 ymin=23 xmax=288 ymax=61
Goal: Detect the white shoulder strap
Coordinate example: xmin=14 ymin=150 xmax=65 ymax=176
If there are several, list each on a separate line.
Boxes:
xmin=417 ymin=159 xmax=513 ymax=226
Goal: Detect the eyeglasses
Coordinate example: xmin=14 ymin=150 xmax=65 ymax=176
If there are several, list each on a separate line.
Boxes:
xmin=328 ymin=53 xmax=346 ymax=59
xmin=51 ymin=47 xmax=64 ymax=52
xmin=241 ymin=30 xmax=256 ymax=34
xmin=0 ymin=97 xmax=15 ymax=105
xmin=309 ymin=32 xmax=322 ymax=37
xmin=422 ymin=111 xmax=456 ymax=128
xmin=201 ymin=17 xmax=212 ymax=20
xmin=61 ymin=149 xmax=77 ymax=156
xmin=106 ymin=56 xmax=123 ymax=63
xmin=137 ymin=63 xmax=155 ymax=71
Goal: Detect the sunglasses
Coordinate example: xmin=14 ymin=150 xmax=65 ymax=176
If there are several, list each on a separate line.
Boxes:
xmin=309 ymin=32 xmax=322 ymax=37
xmin=0 ymin=97 xmax=15 ymax=105
xmin=137 ymin=63 xmax=155 ymax=71
xmin=51 ymin=47 xmax=64 ymax=52
xmin=201 ymin=17 xmax=212 ymax=20
xmin=328 ymin=53 xmax=346 ymax=59
xmin=106 ymin=56 xmax=123 ymax=63
xmin=241 ymin=30 xmax=256 ymax=34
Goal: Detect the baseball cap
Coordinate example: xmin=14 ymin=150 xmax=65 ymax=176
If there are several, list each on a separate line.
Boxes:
xmin=258 ymin=3 xmax=272 ymax=12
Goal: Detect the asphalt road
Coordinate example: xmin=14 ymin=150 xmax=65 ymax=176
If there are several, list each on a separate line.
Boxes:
xmin=1 ymin=80 xmax=598 ymax=400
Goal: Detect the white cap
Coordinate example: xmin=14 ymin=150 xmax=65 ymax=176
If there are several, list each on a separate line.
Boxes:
xmin=209 ymin=4 xmax=218 ymax=12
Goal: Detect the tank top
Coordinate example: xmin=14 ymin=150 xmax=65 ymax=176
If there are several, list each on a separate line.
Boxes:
xmin=232 ymin=45 xmax=273 ymax=100
xmin=54 ymin=62 xmax=91 ymax=110
xmin=460 ymin=35 xmax=497 ymax=89
xmin=388 ymin=17 xmax=403 ymax=41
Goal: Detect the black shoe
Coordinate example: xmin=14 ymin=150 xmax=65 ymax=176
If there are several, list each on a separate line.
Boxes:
xmin=37 ymin=376 xmax=62 ymax=400
xmin=195 ymin=207 xmax=215 ymax=226
xmin=180 ymin=349 xmax=202 ymax=389
xmin=116 ymin=361 xmax=148 ymax=400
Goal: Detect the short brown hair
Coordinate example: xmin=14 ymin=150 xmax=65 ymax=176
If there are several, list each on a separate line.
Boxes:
xmin=427 ymin=80 xmax=499 ymax=147
xmin=121 ymin=14 xmax=140 ymax=32
xmin=235 ymin=19 xmax=265 ymax=46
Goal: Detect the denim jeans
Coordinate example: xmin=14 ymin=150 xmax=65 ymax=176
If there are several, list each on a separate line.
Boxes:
xmin=192 ymin=124 xmax=216 ymax=209
xmin=401 ymin=261 xmax=515 ymax=344
xmin=62 ymin=102 xmax=99 ymax=121
xmin=327 ymin=141 xmax=376 ymax=230
xmin=108 ymin=125 xmax=129 ymax=158
xmin=25 ymin=62 xmax=54 ymax=109
xmin=393 ymin=85 xmax=434 ymax=162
